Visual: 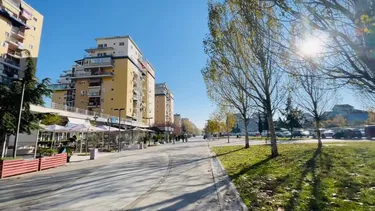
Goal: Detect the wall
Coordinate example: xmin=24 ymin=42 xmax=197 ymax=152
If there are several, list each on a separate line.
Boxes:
xmin=21 ymin=1 xmax=43 ymax=58
xmin=74 ymin=79 xmax=89 ymax=110
xmin=101 ymin=58 xmax=132 ymax=118
xmin=155 ymin=95 xmax=166 ymax=125
xmin=51 ymin=90 xmax=65 ymax=105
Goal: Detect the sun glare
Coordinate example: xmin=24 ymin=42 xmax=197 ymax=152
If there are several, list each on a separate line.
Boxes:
xmin=300 ymin=38 xmax=323 ymax=57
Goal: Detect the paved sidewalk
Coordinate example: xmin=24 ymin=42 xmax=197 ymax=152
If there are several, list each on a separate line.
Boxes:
xmin=0 ymin=138 xmax=247 ymax=211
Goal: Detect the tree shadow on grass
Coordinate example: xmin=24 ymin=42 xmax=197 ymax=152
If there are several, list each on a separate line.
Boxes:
xmin=285 ymin=146 xmax=323 ymax=210
xmin=214 ymin=147 xmax=246 ymax=158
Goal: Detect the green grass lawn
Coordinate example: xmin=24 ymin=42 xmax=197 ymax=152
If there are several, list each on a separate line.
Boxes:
xmin=212 ymin=143 xmax=375 ymax=211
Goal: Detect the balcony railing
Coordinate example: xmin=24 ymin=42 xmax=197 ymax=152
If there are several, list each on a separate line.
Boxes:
xmin=88 ymin=92 xmax=101 ymax=97
xmin=88 ymin=102 xmax=101 ymax=107
xmin=11 ymin=27 xmax=24 ymax=38
xmin=0 ymin=54 xmax=20 ymax=69
xmin=83 ymin=57 xmax=114 ymax=68
xmin=71 ymin=71 xmax=113 ymax=79
xmin=49 ymin=84 xmax=75 ymax=91
xmin=6 ymin=37 xmax=24 ymax=49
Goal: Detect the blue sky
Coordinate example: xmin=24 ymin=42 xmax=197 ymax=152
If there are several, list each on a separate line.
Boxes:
xmin=27 ymin=0 xmax=360 ymax=128
xmin=28 ymin=0 xmax=215 ymax=128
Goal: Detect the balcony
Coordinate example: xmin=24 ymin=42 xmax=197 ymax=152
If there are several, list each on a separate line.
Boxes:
xmin=83 ymin=57 xmax=114 ymax=68
xmin=49 ymin=84 xmax=75 ymax=91
xmin=11 ymin=27 xmax=25 ymax=39
xmin=7 ymin=50 xmax=22 ymax=59
xmin=71 ymin=71 xmax=113 ymax=79
xmin=0 ymin=54 xmax=20 ymax=69
xmin=88 ymin=102 xmax=101 ymax=108
xmin=85 ymin=46 xmax=114 ymax=53
xmin=0 ymin=6 xmax=30 ymax=29
xmin=6 ymin=37 xmax=24 ymax=50
xmin=88 ymin=91 xmax=101 ymax=97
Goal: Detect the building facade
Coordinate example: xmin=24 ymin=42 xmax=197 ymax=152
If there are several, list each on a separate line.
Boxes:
xmin=154 ymin=83 xmax=174 ymax=126
xmin=325 ymin=104 xmax=368 ymax=124
xmin=174 ymin=114 xmax=181 ymax=127
xmin=50 ymin=36 xmax=155 ymax=125
xmin=0 ymin=0 xmax=43 ymax=84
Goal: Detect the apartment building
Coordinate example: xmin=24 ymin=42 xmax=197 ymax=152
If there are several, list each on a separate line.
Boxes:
xmin=174 ymin=114 xmax=181 ymax=127
xmin=155 ymin=83 xmax=174 ymax=126
xmin=50 ymin=36 xmax=155 ymax=125
xmin=0 ymin=0 xmax=43 ymax=84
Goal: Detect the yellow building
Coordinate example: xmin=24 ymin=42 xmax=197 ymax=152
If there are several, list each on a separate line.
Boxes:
xmin=0 ymin=0 xmax=43 ymax=84
xmin=50 ymin=36 xmax=155 ymax=125
xmin=155 ymin=83 xmax=174 ymax=126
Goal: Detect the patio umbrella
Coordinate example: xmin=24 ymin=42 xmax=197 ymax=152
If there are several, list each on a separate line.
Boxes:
xmin=96 ymin=125 xmax=125 ymax=132
xmin=41 ymin=125 xmax=71 ymax=149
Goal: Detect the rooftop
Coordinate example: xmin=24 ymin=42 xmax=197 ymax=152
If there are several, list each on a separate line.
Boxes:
xmin=95 ymin=35 xmax=143 ymax=56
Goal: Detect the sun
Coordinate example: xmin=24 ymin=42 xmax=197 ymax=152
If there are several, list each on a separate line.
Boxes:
xmin=300 ymin=38 xmax=323 ymax=57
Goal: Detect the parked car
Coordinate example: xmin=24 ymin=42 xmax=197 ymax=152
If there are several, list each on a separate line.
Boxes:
xmin=333 ymin=129 xmax=362 ymax=139
xmin=365 ymin=125 xmax=375 ymax=139
xmin=276 ymin=130 xmax=291 ymax=137
xmin=292 ymin=130 xmax=310 ymax=138
xmin=312 ymin=129 xmax=335 ymax=139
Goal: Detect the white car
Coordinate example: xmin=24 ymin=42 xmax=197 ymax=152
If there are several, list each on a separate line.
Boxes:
xmin=313 ymin=129 xmax=335 ymax=139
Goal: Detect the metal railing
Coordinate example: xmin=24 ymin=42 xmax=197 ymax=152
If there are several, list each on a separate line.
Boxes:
xmin=11 ymin=27 xmax=24 ymax=36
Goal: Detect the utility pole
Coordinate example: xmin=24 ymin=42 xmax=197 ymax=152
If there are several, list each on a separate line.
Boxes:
xmin=114 ymin=108 xmax=125 ymax=152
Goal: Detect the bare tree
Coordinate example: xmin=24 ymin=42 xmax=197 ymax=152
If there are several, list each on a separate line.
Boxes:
xmin=204 ymin=0 xmax=287 ymax=157
xmin=202 ymin=64 xmax=253 ymax=148
xmin=292 ymin=61 xmax=336 ymax=148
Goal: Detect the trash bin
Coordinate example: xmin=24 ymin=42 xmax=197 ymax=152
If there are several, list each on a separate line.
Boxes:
xmin=90 ymin=148 xmax=98 ymax=160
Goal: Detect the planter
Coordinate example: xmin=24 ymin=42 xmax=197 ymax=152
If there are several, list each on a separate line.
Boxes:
xmin=39 ymin=153 xmax=67 ymax=171
xmin=0 ymin=159 xmax=39 ymax=179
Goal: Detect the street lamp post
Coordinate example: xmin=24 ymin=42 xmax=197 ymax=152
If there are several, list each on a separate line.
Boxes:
xmin=13 ymin=81 xmax=26 ymax=158
xmin=114 ymin=108 xmax=125 ymax=152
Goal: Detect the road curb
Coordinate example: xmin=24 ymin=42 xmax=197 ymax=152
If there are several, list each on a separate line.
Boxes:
xmin=207 ymin=141 xmax=248 ymax=211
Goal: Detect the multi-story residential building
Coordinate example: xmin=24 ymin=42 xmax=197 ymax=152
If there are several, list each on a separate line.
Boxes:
xmin=50 ymin=36 xmax=155 ymax=125
xmin=0 ymin=0 xmax=43 ymax=84
xmin=155 ymin=83 xmax=174 ymax=126
xmin=174 ymin=114 xmax=181 ymax=127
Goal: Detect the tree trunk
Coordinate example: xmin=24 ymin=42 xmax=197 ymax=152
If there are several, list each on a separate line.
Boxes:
xmin=316 ymin=120 xmax=322 ymax=149
xmin=0 ymin=132 xmax=6 ymax=158
xmin=244 ymin=119 xmax=250 ymax=148
xmin=266 ymin=105 xmax=279 ymax=157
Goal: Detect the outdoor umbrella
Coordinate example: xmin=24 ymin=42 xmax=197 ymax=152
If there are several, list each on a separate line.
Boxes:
xmin=41 ymin=125 xmax=70 ymax=149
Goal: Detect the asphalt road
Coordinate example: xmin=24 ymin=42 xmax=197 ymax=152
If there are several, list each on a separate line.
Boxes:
xmin=0 ymin=138 xmax=233 ymax=211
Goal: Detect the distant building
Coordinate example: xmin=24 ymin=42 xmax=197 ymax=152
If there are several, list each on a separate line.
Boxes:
xmin=155 ymin=82 xmax=174 ymax=126
xmin=174 ymin=114 xmax=181 ymax=127
xmin=234 ymin=113 xmax=258 ymax=134
xmin=325 ymin=104 xmax=368 ymax=124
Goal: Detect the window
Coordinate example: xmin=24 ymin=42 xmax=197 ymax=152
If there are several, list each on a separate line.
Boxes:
xmin=33 ymin=17 xmax=37 ymax=22
xmin=98 ymin=44 xmax=103 ymax=48
xmin=113 ymin=52 xmax=115 ymax=54
xmin=34 ymin=26 xmax=36 ymax=31
xmin=113 ymin=43 xmax=116 ymax=45
xmin=5 ymin=32 xmax=9 ymax=37
xmin=119 ymin=42 xmax=124 ymax=46
xmin=112 ymin=70 xmax=114 ymax=72
xmin=103 ymin=44 xmax=107 ymax=47
xmin=111 ymin=88 xmax=114 ymax=91
xmin=112 ymin=79 xmax=114 ymax=81
xmin=1 ymin=42 xmax=7 ymax=47
xmin=111 ymin=98 xmax=113 ymax=100
xmin=29 ymin=44 xmax=33 ymax=49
